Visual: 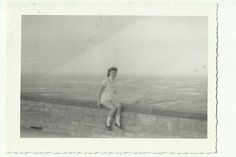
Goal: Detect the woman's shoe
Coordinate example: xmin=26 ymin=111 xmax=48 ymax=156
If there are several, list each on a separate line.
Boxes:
xmin=105 ymin=122 xmax=112 ymax=131
xmin=115 ymin=123 xmax=124 ymax=130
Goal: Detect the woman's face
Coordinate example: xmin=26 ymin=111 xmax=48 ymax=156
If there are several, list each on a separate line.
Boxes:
xmin=110 ymin=70 xmax=117 ymax=79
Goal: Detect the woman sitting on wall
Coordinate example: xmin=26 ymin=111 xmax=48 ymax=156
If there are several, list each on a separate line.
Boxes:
xmin=97 ymin=67 xmax=123 ymax=131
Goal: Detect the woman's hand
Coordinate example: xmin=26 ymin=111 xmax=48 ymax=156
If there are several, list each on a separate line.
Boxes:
xmin=97 ymin=101 xmax=101 ymax=108
xmin=97 ymin=85 xmax=105 ymax=108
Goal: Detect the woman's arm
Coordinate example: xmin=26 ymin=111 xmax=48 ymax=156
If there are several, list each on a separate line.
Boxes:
xmin=97 ymin=85 xmax=105 ymax=107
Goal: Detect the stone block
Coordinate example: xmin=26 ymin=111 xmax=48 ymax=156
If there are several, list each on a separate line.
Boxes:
xmin=20 ymin=114 xmax=26 ymax=120
xmin=68 ymin=110 xmax=84 ymax=122
xmin=74 ymin=125 xmax=93 ymax=137
xmin=94 ymin=114 xmax=106 ymax=124
xmin=95 ymin=110 xmax=107 ymax=119
xmin=67 ymin=106 xmax=79 ymax=111
xmin=70 ymin=121 xmax=80 ymax=126
xmin=124 ymin=131 xmax=135 ymax=137
xmin=25 ymin=111 xmax=35 ymax=116
xmin=198 ymin=131 xmax=207 ymax=138
xmin=56 ymin=122 xmax=71 ymax=130
xmin=44 ymin=117 xmax=52 ymax=123
xmin=44 ymin=103 xmax=54 ymax=108
xmin=20 ymin=120 xmax=28 ymax=127
xmin=42 ymin=128 xmax=52 ymax=133
xmin=21 ymin=100 xmax=27 ymax=105
xmin=66 ymin=124 xmax=77 ymax=131
xmin=35 ymin=115 xmax=46 ymax=121
xmin=40 ymin=112 xmax=50 ymax=118
xmin=51 ymin=108 xmax=61 ymax=115
xmin=56 ymin=104 xmax=67 ymax=109
xmin=122 ymin=112 xmax=137 ymax=126
xmin=21 ymin=105 xmax=30 ymax=111
xmin=43 ymin=128 xmax=63 ymax=135
xmin=91 ymin=127 xmax=106 ymax=135
xmin=134 ymin=132 xmax=158 ymax=138
xmin=97 ymin=110 xmax=108 ymax=116
xmin=28 ymin=120 xmax=45 ymax=128
xmin=178 ymin=130 xmax=200 ymax=138
xmin=136 ymin=114 xmax=156 ymax=126
xmin=154 ymin=116 xmax=181 ymax=136
xmin=39 ymin=107 xmax=50 ymax=112
xmin=178 ymin=118 xmax=199 ymax=131
xmin=154 ymin=117 xmax=169 ymax=134
xmin=82 ymin=108 xmax=97 ymax=116
xmin=31 ymin=106 xmax=40 ymax=112
xmin=25 ymin=100 xmax=34 ymax=105
xmin=47 ymin=123 xmax=57 ymax=130
xmin=195 ymin=119 xmax=207 ymax=131
xmin=126 ymin=125 xmax=156 ymax=135
xmin=50 ymin=115 xmax=69 ymax=124
xmin=82 ymin=114 xmax=95 ymax=124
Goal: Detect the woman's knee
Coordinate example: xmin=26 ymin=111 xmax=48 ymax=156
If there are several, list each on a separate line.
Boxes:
xmin=102 ymin=101 xmax=115 ymax=109
xmin=114 ymin=102 xmax=121 ymax=109
xmin=110 ymin=105 xmax=117 ymax=112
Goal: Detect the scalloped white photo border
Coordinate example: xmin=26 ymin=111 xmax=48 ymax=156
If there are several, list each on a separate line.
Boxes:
xmin=6 ymin=2 xmax=217 ymax=153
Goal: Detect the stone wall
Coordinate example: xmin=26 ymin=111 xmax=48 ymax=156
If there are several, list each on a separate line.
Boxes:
xmin=20 ymin=97 xmax=207 ymax=138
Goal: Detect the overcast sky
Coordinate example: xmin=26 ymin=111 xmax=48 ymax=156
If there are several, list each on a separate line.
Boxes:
xmin=22 ymin=15 xmax=208 ymax=76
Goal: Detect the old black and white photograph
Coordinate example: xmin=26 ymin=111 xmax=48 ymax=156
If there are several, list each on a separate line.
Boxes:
xmin=6 ymin=2 xmax=217 ymax=153
xmin=20 ymin=15 xmax=208 ymax=138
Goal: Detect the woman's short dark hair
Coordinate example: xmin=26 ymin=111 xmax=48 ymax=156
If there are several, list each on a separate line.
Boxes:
xmin=107 ymin=67 xmax=118 ymax=77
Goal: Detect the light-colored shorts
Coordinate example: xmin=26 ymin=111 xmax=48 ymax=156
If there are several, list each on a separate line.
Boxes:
xmin=100 ymin=92 xmax=119 ymax=104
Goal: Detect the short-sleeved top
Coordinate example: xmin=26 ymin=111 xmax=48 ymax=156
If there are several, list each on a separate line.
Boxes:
xmin=100 ymin=77 xmax=118 ymax=102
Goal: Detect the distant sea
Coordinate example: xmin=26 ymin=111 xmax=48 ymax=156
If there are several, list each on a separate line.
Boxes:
xmin=21 ymin=74 xmax=207 ymax=114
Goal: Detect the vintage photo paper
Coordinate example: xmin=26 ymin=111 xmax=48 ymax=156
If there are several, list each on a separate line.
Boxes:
xmin=6 ymin=2 xmax=217 ymax=153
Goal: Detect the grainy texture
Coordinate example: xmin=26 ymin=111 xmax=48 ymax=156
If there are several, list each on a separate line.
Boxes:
xmin=21 ymin=100 xmax=207 ymax=138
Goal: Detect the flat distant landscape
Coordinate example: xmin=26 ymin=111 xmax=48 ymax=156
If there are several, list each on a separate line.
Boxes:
xmin=21 ymin=74 xmax=207 ymax=114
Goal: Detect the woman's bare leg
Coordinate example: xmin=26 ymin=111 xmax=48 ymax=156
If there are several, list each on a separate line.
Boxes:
xmin=113 ymin=101 xmax=122 ymax=126
xmin=101 ymin=101 xmax=117 ymax=126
